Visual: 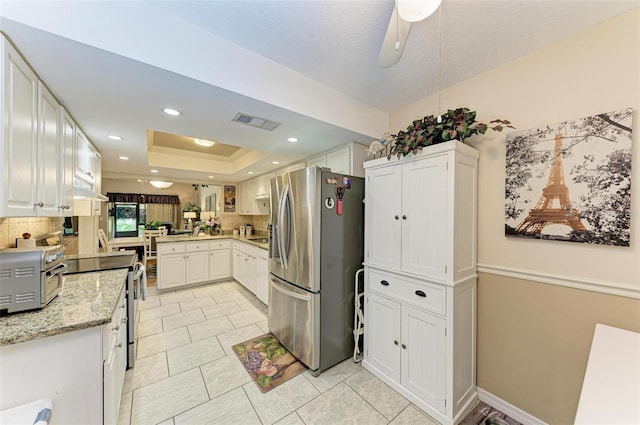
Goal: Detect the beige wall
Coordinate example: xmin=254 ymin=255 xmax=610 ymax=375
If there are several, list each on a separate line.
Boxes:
xmin=478 ymin=273 xmax=640 ymax=424
xmin=389 ymin=9 xmax=640 ymax=424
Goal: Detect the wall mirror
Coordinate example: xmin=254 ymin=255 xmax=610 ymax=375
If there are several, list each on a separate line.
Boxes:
xmin=200 ymin=185 xmax=222 ymax=217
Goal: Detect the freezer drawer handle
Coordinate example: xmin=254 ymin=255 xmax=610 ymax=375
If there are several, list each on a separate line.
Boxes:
xmin=415 ymin=290 xmax=427 ymax=298
xmin=380 ymin=280 xmax=390 ymax=286
xmin=271 ymin=280 xmax=311 ymax=302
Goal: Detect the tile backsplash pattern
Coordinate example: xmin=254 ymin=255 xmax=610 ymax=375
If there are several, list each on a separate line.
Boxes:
xmin=220 ymin=215 xmax=268 ymax=235
xmin=0 ymin=217 xmax=63 ymax=249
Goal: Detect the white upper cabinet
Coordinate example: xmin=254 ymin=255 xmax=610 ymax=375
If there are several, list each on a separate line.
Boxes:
xmin=364 ymin=141 xmax=478 ymax=284
xmin=59 ymin=107 xmax=75 ymax=216
xmin=1 ymin=34 xmax=86 ymax=218
xmin=75 ymin=128 xmax=96 ymax=186
xmin=1 ymin=35 xmax=39 ymax=217
xmin=306 ymin=142 xmax=368 ymax=177
xmin=37 ymin=81 xmax=62 ymax=216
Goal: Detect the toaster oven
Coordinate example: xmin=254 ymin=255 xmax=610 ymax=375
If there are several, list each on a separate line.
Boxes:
xmin=0 ymin=246 xmax=66 ymax=314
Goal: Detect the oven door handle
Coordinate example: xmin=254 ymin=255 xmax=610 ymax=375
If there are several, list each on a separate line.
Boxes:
xmin=46 ymin=262 xmax=68 ymax=277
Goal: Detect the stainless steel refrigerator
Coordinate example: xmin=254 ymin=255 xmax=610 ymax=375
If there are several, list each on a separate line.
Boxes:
xmin=268 ymin=166 xmax=364 ymax=375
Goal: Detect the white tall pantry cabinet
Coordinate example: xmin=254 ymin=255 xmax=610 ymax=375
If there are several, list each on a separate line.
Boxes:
xmin=363 ymin=141 xmax=478 ymax=425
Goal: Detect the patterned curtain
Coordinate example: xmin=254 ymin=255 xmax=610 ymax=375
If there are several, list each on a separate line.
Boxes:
xmin=107 ymin=193 xmax=180 ymax=204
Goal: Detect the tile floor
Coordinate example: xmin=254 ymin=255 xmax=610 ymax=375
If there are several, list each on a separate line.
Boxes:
xmin=118 ymin=279 xmax=444 ymax=425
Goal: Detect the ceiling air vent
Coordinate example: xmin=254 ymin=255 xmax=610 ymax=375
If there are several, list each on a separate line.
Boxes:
xmin=232 ymin=113 xmax=281 ymax=131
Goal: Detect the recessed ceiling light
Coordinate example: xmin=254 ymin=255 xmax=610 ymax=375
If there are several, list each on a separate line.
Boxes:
xmin=248 ymin=171 xmax=254 ymax=175
xmin=150 ymin=169 xmax=159 ymax=173
xmin=162 ymin=107 xmax=182 ymax=116
xmin=288 ymin=137 xmax=298 ymax=143
xmin=194 ymin=138 xmax=215 ymax=147
xmin=119 ymin=156 xmax=129 ymax=160
xmin=137 ymin=179 xmax=142 ymax=182
xmin=208 ymin=175 xmax=214 ymax=179
xmin=272 ymin=161 xmax=280 ymax=165
xmin=107 ymin=135 xmax=123 ymax=141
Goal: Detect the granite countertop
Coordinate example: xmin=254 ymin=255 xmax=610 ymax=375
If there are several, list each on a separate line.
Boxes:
xmin=156 ymin=234 xmax=269 ymax=250
xmin=0 ymin=269 xmax=128 ymax=346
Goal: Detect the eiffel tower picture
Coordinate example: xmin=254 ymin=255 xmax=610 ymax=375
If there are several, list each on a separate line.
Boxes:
xmin=514 ymin=133 xmax=587 ymax=235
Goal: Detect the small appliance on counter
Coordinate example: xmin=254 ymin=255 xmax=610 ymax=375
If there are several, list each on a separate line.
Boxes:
xmin=0 ymin=245 xmax=66 ymax=314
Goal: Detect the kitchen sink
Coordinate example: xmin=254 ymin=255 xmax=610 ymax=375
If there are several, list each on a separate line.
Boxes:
xmin=247 ymin=237 xmax=269 ymax=243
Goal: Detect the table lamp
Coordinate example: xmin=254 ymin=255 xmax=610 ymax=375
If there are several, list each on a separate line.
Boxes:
xmin=184 ymin=211 xmax=197 ymax=230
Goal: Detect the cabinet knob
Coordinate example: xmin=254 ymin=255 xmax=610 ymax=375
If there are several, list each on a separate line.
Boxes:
xmin=122 ymin=317 xmax=128 ymax=323
xmin=415 ymin=290 xmax=427 ymax=298
xmin=34 ymin=202 xmax=44 ymax=208
xmin=115 ymin=343 xmax=123 ymax=348
xmin=401 ymin=343 xmax=407 ymax=349
xmin=394 ymin=215 xmax=399 ymax=220
xmin=393 ymin=340 xmax=398 ymax=345
xmin=402 ymin=215 xmax=407 ymax=220
xmin=380 ymin=280 xmax=390 ymax=286
xmin=112 ymin=325 xmax=119 ymax=331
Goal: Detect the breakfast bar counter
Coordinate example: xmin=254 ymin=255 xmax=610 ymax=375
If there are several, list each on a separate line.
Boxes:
xmin=0 ymin=269 xmax=128 ymax=346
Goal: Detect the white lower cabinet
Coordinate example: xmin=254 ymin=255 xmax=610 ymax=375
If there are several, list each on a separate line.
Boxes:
xmin=232 ymin=241 xmax=257 ymax=294
xmin=103 ymin=289 xmax=127 ymax=425
xmin=209 ymin=240 xmax=231 ymax=281
xmin=255 ymin=250 xmax=269 ymax=305
xmin=364 ymin=268 xmax=476 ymax=425
xmin=0 ymin=287 xmax=127 ymax=425
xmin=157 ymin=242 xmax=209 ymax=289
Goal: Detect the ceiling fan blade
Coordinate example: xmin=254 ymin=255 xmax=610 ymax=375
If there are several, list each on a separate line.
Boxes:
xmin=376 ymin=6 xmax=412 ymax=68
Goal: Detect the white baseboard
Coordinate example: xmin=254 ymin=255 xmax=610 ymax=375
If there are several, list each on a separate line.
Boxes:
xmin=477 ymin=387 xmax=548 ymax=425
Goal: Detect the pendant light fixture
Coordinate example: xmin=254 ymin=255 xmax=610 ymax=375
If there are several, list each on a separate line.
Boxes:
xmin=397 ymin=0 xmax=443 ymax=23
xmin=149 ymin=181 xmax=174 ymax=189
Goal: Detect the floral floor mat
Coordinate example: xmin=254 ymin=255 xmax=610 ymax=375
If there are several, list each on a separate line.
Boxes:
xmin=232 ymin=333 xmax=307 ymax=393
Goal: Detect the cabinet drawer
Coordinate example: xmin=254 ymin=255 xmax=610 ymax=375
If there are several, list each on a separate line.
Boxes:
xmin=209 ymin=240 xmax=231 ymax=250
xmin=159 ymin=243 xmax=185 ymax=255
xmin=186 ymin=241 xmax=208 ymax=252
xmin=368 ymin=269 xmax=446 ymax=316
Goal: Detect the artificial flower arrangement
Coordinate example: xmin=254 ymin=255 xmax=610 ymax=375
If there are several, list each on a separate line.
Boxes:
xmin=200 ymin=216 xmax=222 ymax=234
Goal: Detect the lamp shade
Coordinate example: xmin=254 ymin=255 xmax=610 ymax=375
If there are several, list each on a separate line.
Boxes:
xmin=184 ymin=211 xmax=197 ymax=219
xmin=149 ymin=180 xmax=173 ymax=189
xmin=397 ymin=0 xmax=442 ymax=22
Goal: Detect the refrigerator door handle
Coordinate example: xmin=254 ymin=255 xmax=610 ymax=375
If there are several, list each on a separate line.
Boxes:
xmin=278 ymin=183 xmax=291 ymax=269
xmin=271 ymin=278 xmax=312 ymax=302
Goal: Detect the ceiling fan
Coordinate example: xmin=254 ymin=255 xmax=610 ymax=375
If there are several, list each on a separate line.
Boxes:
xmin=377 ymin=0 xmax=443 ymax=68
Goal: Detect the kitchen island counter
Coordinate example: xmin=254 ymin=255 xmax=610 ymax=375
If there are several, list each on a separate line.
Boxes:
xmin=0 ymin=269 xmax=127 ymax=346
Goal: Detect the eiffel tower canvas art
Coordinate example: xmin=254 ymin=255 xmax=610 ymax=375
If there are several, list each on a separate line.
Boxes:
xmin=505 ymin=108 xmax=633 ymax=246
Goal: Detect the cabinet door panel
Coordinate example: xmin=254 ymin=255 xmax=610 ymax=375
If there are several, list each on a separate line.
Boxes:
xmin=186 ymin=251 xmax=209 ymax=284
xmin=159 ymin=254 xmax=186 ymax=289
xmin=60 ymin=109 xmax=75 ymax=215
xmin=365 ymin=166 xmax=402 ymax=269
xmin=326 ymin=146 xmax=350 ymax=174
xmin=2 ymin=41 xmax=38 ymax=216
xmin=401 ymin=305 xmax=446 ymax=413
xmin=210 ymin=249 xmax=231 ymax=280
xmin=38 ymin=83 xmax=60 ymax=216
xmin=401 ymin=155 xmax=448 ymax=279
xmin=365 ymin=293 xmax=401 ymax=382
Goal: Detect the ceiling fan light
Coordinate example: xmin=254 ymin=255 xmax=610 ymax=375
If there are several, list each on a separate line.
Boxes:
xmin=149 ymin=180 xmax=173 ymax=189
xmin=397 ymin=0 xmax=442 ymax=23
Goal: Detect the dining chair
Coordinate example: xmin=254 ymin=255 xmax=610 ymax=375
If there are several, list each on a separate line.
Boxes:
xmin=142 ymin=229 xmax=160 ymax=268
xmin=98 ymin=229 xmax=111 ymax=252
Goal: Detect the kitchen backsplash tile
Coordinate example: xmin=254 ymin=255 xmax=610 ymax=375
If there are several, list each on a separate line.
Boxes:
xmin=1 ymin=217 xmax=63 ymax=249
